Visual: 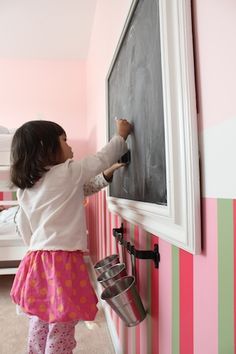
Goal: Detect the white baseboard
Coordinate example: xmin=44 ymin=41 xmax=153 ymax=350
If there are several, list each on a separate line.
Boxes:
xmin=84 ymin=255 xmax=123 ymax=354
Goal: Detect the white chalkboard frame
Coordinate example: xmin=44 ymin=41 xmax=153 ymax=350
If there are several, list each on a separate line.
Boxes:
xmin=106 ymin=0 xmax=201 ymax=254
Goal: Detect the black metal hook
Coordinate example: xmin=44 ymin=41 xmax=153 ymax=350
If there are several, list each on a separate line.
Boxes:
xmin=113 ymin=223 xmax=160 ymax=269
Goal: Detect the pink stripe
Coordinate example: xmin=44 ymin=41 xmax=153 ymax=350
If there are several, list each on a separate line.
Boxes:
xmin=88 ymin=200 xmax=95 ymax=257
xmin=119 ymin=249 xmax=128 ymax=354
xmin=106 ymin=199 xmax=110 ymax=255
xmin=88 ymin=195 xmax=96 ymax=261
xmin=151 ymin=236 xmax=159 ymax=354
xmin=90 ymin=196 xmax=94 ymax=258
xmin=90 ymin=195 xmax=96 ymax=260
xmin=118 ymin=215 xmax=123 ymax=254
xmin=103 ymin=192 xmax=107 ymax=254
xmin=194 ymin=198 xmax=218 ymax=354
xmin=124 ymin=222 xmax=133 ymax=354
xmin=114 ymin=214 xmax=119 ymax=254
xmin=112 ymin=215 xmax=123 ymax=342
xmin=114 ymin=312 xmax=119 ymax=337
xmin=94 ymin=195 xmax=98 ymax=259
xmin=3 ymin=191 xmax=12 ymax=200
xmin=180 ymin=249 xmax=193 ymax=354
xmin=138 ymin=228 xmax=148 ymax=354
xmin=108 ymin=212 xmax=112 ymax=255
xmin=111 ymin=213 xmax=116 ymax=254
xmin=96 ymin=196 xmax=99 ymax=259
xmin=121 ymin=220 xmax=128 ymax=272
xmin=135 ymin=225 xmax=141 ymax=354
xmin=124 ymin=321 xmax=129 ymax=354
xmin=100 ymin=192 xmax=104 ymax=257
xmin=114 ymin=215 xmax=120 ymax=335
xmin=110 ymin=212 xmax=114 ymax=254
xmin=98 ymin=193 xmax=102 ymax=258
xmin=125 ymin=222 xmax=132 ymax=276
xmin=96 ymin=195 xmax=100 ymax=259
xmin=118 ymin=315 xmax=123 ymax=347
xmin=109 ymin=212 xmax=121 ymax=338
xmin=158 ymin=239 xmax=172 ymax=354
xmin=115 ymin=215 xmax=122 ymax=263
xmin=234 ymin=199 xmax=236 ymax=354
xmin=118 ymin=316 xmax=126 ymax=354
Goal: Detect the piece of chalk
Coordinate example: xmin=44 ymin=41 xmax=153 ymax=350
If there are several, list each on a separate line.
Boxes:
xmin=114 ymin=116 xmax=118 ymax=120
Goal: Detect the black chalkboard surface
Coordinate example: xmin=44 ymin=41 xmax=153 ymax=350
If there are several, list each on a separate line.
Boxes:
xmin=107 ymin=0 xmax=167 ymax=205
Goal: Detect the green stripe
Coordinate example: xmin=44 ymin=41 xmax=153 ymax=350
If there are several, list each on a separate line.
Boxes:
xmin=218 ymin=199 xmax=234 ymax=354
xmin=146 ymin=233 xmax=152 ymax=354
xmin=172 ymin=246 xmax=179 ymax=354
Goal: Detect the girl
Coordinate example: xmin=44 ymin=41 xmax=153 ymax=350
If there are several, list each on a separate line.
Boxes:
xmin=10 ymin=119 xmax=131 ymax=354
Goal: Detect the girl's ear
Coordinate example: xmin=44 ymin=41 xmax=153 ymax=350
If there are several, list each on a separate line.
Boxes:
xmin=54 ymin=138 xmax=64 ymax=164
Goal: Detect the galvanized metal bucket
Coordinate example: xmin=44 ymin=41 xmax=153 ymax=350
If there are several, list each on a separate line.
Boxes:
xmin=101 ymin=275 xmax=146 ymax=327
xmin=97 ymin=263 xmax=127 ymax=288
xmin=94 ymin=254 xmax=119 ymax=275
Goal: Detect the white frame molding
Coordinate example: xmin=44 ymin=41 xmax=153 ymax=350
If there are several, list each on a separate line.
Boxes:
xmin=106 ymin=0 xmax=201 ymax=254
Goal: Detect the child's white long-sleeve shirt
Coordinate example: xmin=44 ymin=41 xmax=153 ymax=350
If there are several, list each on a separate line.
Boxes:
xmin=16 ymin=135 xmax=127 ymax=251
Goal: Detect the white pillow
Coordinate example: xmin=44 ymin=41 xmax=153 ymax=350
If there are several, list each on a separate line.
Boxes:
xmin=0 ymin=206 xmax=18 ymax=223
xmin=0 ymin=134 xmax=13 ymax=150
xmin=0 ymin=126 xmax=9 ymax=134
xmin=0 ymin=134 xmax=13 ymax=165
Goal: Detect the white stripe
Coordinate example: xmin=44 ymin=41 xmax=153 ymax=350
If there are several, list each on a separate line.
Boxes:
xmin=200 ymin=117 xmax=236 ymax=198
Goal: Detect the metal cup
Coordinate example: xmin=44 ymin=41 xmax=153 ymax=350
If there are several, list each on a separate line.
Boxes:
xmin=101 ymin=275 xmax=146 ymax=327
xmin=97 ymin=263 xmax=127 ymax=288
xmin=94 ymin=254 xmax=120 ymax=275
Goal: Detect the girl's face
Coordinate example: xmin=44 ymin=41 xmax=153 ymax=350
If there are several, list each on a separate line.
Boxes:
xmin=58 ymin=134 xmax=73 ymax=162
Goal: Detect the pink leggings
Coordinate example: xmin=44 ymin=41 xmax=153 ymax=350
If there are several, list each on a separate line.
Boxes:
xmin=28 ymin=315 xmax=78 ymax=354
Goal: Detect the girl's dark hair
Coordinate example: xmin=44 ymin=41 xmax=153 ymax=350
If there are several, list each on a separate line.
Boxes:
xmin=10 ymin=120 xmax=66 ymax=189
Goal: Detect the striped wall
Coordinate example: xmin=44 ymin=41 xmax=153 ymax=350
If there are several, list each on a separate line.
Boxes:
xmin=0 ymin=191 xmax=17 ymax=202
xmin=87 ymin=192 xmax=236 ymax=354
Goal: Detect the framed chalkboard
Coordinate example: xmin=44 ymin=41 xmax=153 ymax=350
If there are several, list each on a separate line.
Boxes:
xmin=108 ymin=0 xmax=166 ymax=206
xmin=106 ymin=0 xmax=201 ymax=254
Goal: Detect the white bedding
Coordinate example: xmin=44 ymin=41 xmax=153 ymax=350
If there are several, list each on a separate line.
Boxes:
xmin=0 ymin=134 xmax=13 ymax=150
xmin=0 ymin=223 xmax=23 ymax=247
xmin=0 ymin=205 xmax=18 ymax=223
xmin=0 ymin=222 xmax=16 ymax=235
xmin=0 ymin=126 xmax=10 ymax=134
xmin=0 ymin=125 xmax=14 ymax=165
xmin=0 ymin=134 xmax=13 ymax=165
xmin=0 ymin=131 xmax=27 ymax=267
xmin=0 ymin=206 xmax=23 ymax=246
xmin=0 ymin=206 xmax=18 ymax=236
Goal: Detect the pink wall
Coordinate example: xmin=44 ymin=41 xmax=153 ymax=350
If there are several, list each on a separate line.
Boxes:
xmin=86 ymin=1 xmax=236 ymax=354
xmin=86 ymin=0 xmax=133 ymax=150
xmin=0 ymin=59 xmax=88 ymax=158
xmin=192 ymin=0 xmax=236 ymax=131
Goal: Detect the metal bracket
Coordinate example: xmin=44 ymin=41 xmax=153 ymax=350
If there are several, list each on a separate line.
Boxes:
xmin=113 ymin=223 xmax=160 ymax=269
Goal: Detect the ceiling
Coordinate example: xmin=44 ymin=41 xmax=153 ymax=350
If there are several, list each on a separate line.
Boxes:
xmin=0 ymin=0 xmax=97 ymax=60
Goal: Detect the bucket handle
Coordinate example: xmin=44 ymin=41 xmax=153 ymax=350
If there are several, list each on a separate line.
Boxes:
xmin=113 ymin=224 xmax=160 ymax=269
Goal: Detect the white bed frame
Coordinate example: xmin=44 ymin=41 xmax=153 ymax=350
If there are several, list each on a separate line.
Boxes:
xmin=0 ymin=165 xmax=27 ymax=275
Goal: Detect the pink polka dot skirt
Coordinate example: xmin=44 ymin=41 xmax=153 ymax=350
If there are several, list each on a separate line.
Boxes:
xmin=11 ymin=250 xmax=98 ymax=323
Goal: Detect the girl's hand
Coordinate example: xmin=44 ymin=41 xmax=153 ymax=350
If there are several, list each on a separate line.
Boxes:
xmin=103 ymin=162 xmax=126 ymax=181
xmin=115 ymin=118 xmax=132 ymax=140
